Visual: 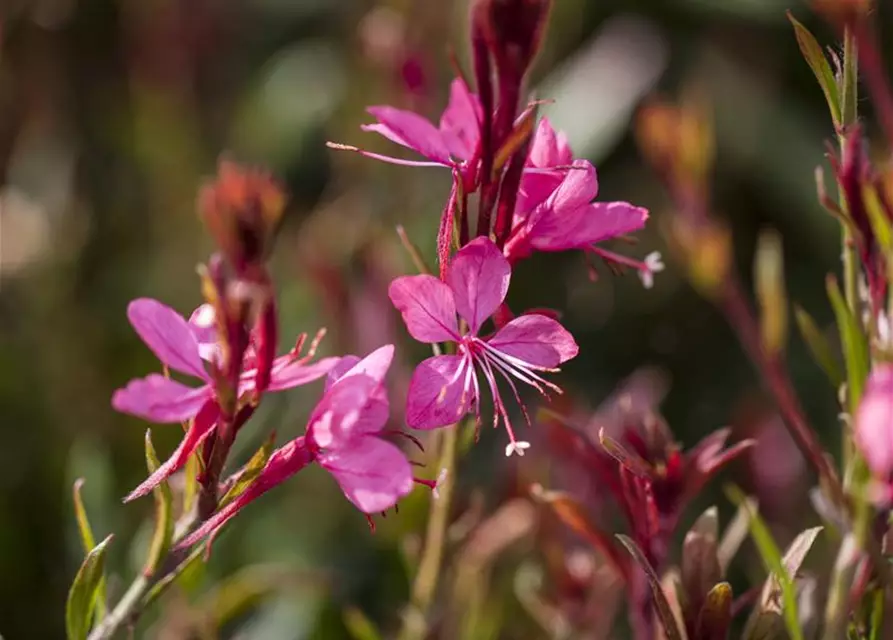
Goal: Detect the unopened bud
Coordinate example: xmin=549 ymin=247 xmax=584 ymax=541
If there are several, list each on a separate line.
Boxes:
xmin=198 ymin=159 xmax=286 ymax=274
xmin=474 ymin=0 xmax=552 ymax=85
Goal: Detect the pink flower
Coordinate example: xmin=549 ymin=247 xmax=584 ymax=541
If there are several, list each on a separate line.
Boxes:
xmin=178 ymin=345 xmax=415 ymax=548
xmin=329 ymin=77 xmax=482 ymax=185
xmin=855 ymin=364 xmax=893 ymax=478
xmin=389 ymin=237 xmax=579 ymax=455
xmin=112 ymin=298 xmax=338 ymax=501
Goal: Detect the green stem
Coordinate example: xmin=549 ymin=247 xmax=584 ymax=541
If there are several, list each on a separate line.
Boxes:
xmin=398 ymin=424 xmax=459 ymax=640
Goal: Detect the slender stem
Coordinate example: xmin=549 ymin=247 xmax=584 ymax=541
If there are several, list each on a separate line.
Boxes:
xmin=398 ymin=424 xmax=459 ymax=640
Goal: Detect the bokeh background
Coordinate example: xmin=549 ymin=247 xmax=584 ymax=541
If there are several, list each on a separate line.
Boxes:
xmin=0 ymin=0 xmax=854 ymax=637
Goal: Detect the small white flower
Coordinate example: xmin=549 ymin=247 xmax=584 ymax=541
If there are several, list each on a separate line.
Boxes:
xmin=505 ymin=440 xmax=531 ymax=457
xmin=639 ymin=252 xmax=665 ymax=289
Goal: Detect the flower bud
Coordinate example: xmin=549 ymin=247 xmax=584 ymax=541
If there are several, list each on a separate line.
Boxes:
xmin=474 ymin=0 xmax=552 ymax=88
xmin=855 ymin=364 xmax=893 ymax=477
xmin=198 ymin=159 xmax=286 ymax=274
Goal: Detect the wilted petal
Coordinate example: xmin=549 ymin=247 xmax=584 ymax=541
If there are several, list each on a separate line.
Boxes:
xmin=439 ymin=78 xmax=481 ymax=161
xmin=308 ymin=374 xmax=388 ymax=448
xmin=389 ymin=275 xmax=459 ymax=343
xmin=446 ymin=237 xmax=510 ymax=334
xmin=488 ymin=315 xmax=579 ymax=368
xmin=112 ymin=374 xmax=212 ymax=423
xmin=530 ymin=201 xmax=649 ymax=252
xmin=856 ymin=364 xmax=893 ymax=476
xmin=177 ymin=438 xmax=313 ymax=547
xmin=127 ymin=298 xmax=209 ymax=380
xmin=123 ymin=400 xmax=219 ymax=502
xmin=406 ymin=354 xmax=473 ymax=429
xmin=364 ymin=106 xmax=452 ymax=165
xmin=319 ymin=436 xmax=414 ymax=513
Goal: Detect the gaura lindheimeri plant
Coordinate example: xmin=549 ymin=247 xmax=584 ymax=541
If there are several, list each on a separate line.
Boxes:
xmin=389 ymin=236 xmax=578 ymax=456
xmin=111 ymin=297 xmax=337 ymax=501
xmin=855 ymin=363 xmax=893 ymax=481
xmin=179 ymin=344 xmax=423 ymax=548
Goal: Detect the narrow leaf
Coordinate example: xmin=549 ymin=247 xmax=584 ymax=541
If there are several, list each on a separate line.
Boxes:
xmin=598 ymin=428 xmax=652 ymax=477
xmin=531 ymin=485 xmax=629 ymax=580
xmin=143 ymin=430 xmax=174 ymax=576
xmin=863 ymin=184 xmax=893 ymax=252
xmin=183 ymin=450 xmax=201 ymax=516
xmin=718 ymin=496 xmax=757 ymax=572
xmin=72 ymin=480 xmax=106 ymax=620
xmin=827 ymin=276 xmax=870 ymax=411
xmin=726 ymin=486 xmax=813 ymax=640
xmin=755 ymin=229 xmax=788 ymax=356
xmin=617 ymin=534 xmax=686 ymax=640
xmin=220 ymin=433 xmax=276 ymax=507
xmin=788 ymin=12 xmax=842 ymax=127
xmin=493 ymin=104 xmax=537 ymax=175
xmin=794 ymin=306 xmax=843 ymax=388
xmin=66 ymin=534 xmax=113 ymax=640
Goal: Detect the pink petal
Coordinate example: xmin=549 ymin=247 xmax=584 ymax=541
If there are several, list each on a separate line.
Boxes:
xmin=189 ymin=304 xmax=220 ymax=363
xmin=112 ymin=374 xmax=212 ymax=423
xmin=336 ymin=344 xmax=395 ymax=386
xmin=263 ymin=356 xmax=340 ymax=392
xmin=177 ymin=438 xmax=313 ymax=547
xmin=546 ymin=160 xmax=598 ymax=210
xmin=445 ymin=237 xmax=511 ymax=334
xmin=488 ymin=314 xmax=579 ymax=368
xmin=856 ymin=365 xmax=893 ymax=476
xmin=319 ymin=436 xmax=413 ymax=513
xmin=439 ymin=78 xmax=481 ymax=161
xmin=128 ymin=298 xmax=209 ymax=381
xmin=123 ymin=400 xmax=219 ymax=502
xmin=515 ymin=170 xmax=565 ymax=216
xmin=406 ymin=354 xmax=473 ymax=429
xmin=529 ymin=201 xmax=649 ymax=252
xmin=364 ymin=106 xmax=452 ymax=165
xmin=528 ymin=118 xmax=574 ymax=168
xmin=389 ymin=275 xmax=460 ymax=343
xmin=326 ymin=356 xmax=362 ymax=390
xmin=308 ymin=374 xmax=388 ymax=448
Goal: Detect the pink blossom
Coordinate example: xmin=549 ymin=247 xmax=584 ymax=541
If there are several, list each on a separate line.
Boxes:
xmin=329 ymin=77 xmax=482 ymax=185
xmin=389 ymin=237 xmax=578 ymax=455
xmin=178 ymin=345 xmax=415 ymax=548
xmin=855 ymin=364 xmax=893 ymax=478
xmin=112 ymin=298 xmax=338 ymax=501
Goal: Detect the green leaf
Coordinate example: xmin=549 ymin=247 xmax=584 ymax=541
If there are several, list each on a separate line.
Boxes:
xmin=183 ymin=448 xmax=201 ymax=517
xmin=616 ymin=534 xmax=685 ymax=640
xmin=143 ymin=430 xmax=174 ymax=576
xmin=827 ymin=276 xmax=870 ymax=411
xmin=794 ymin=306 xmax=844 ymax=388
xmin=72 ymin=480 xmax=106 ymax=620
xmin=755 ymin=229 xmax=789 ymax=356
xmin=788 ymin=12 xmax=842 ymax=127
xmin=726 ymin=486 xmax=819 ymax=640
xmin=66 ymin=534 xmax=113 ymax=640
xmin=220 ymin=432 xmax=276 ymax=508
xmin=863 ymin=184 xmax=893 ymax=253
xmin=344 ymin=607 xmax=384 ymax=640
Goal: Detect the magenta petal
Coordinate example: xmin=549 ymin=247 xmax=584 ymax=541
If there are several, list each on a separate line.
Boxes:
xmin=530 ymin=201 xmax=649 ymax=252
xmin=308 ymin=374 xmax=388 ymax=448
xmin=528 ymin=118 xmax=574 ymax=168
xmin=445 ymin=237 xmax=510 ymax=334
xmin=389 ymin=275 xmax=459 ymax=343
xmin=439 ymin=78 xmax=481 ymax=161
xmin=123 ymin=400 xmax=219 ymax=502
xmin=177 ymin=438 xmax=313 ymax=547
xmin=264 ymin=356 xmax=340 ymax=392
xmin=488 ymin=315 xmax=579 ymax=368
xmin=856 ymin=365 xmax=893 ymax=476
xmin=406 ymin=354 xmax=473 ymax=429
xmin=364 ymin=106 xmax=451 ymax=165
xmin=337 ymin=344 xmax=395 ymax=385
xmin=547 ymin=160 xmax=598 ymax=210
xmin=128 ymin=298 xmax=209 ymax=380
xmin=112 ymin=374 xmax=212 ymax=423
xmin=319 ymin=436 xmax=413 ymax=513
xmin=326 ymin=356 xmax=362 ymax=390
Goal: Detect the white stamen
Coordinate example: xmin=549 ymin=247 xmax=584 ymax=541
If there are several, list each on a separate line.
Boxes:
xmin=639 ymin=251 xmax=665 ymax=289
xmin=505 ymin=441 xmax=531 ymax=457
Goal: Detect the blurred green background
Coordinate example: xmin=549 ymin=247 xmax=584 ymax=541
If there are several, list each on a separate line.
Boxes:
xmin=0 ymin=0 xmax=853 ymax=637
